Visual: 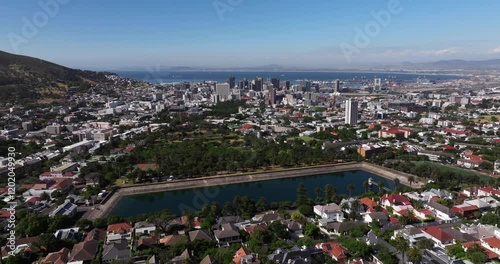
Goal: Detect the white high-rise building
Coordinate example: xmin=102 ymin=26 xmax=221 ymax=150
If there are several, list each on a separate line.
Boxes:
xmin=374 ymin=78 xmax=382 ymax=92
xmin=215 ymin=83 xmax=231 ymax=101
xmin=345 ymin=99 xmax=358 ymax=126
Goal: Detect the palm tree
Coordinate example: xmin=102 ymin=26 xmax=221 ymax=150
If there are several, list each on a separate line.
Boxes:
xmin=351 ymin=199 xmax=361 ymax=213
xmin=407 ymin=247 xmax=422 ymax=264
xmin=347 ymin=183 xmax=355 ymax=197
xmin=394 ymin=178 xmax=400 ymax=189
xmin=377 ymin=181 xmax=385 ymax=193
xmin=394 ymin=234 xmax=410 ymax=264
xmin=362 ymin=180 xmax=369 ymax=193
xmin=341 ymin=202 xmax=349 ymax=212
xmin=408 ymin=176 xmax=415 ymax=186
xmin=315 ymin=187 xmax=322 ymax=201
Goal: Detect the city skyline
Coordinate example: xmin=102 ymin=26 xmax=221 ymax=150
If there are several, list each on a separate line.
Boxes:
xmin=0 ymin=1 xmax=500 ymax=70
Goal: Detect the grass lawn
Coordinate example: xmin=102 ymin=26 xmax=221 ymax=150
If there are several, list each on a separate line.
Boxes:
xmin=415 ymin=161 xmax=492 ymax=183
xmin=288 ymin=136 xmax=318 ymax=142
xmin=473 ymin=114 xmax=500 ymax=123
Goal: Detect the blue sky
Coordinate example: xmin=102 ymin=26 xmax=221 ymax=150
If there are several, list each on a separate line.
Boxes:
xmin=1 ymin=0 xmax=500 ymax=69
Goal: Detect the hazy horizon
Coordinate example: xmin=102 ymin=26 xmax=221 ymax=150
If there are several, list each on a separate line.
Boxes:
xmin=2 ymin=1 xmax=500 ymax=69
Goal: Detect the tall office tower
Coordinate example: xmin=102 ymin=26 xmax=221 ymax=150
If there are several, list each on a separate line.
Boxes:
xmin=300 ymin=81 xmax=312 ymax=92
xmin=228 ymin=76 xmax=236 ymax=89
xmin=374 ymin=78 xmax=382 ymax=92
xmin=216 ymin=83 xmax=231 ymax=101
xmin=344 ymin=99 xmax=358 ymax=126
xmin=334 ymin=79 xmax=341 ymax=93
xmin=285 ymin=81 xmax=291 ymax=90
xmin=267 ymin=88 xmax=276 ymax=105
xmin=254 ymin=77 xmax=263 ymax=91
xmin=271 ymin=78 xmax=280 ymax=89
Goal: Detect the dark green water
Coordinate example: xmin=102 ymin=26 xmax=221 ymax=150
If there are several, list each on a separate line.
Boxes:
xmin=111 ymin=170 xmax=393 ymax=217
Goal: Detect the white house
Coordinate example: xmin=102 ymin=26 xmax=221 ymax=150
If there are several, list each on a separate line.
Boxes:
xmin=313 ymin=203 xmax=344 ymax=222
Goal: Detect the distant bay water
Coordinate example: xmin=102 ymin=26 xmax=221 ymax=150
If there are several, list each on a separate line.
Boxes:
xmin=116 ymin=70 xmax=466 ymax=84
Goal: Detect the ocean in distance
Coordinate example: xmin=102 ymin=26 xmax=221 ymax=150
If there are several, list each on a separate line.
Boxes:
xmin=116 ymin=70 xmax=466 ymax=84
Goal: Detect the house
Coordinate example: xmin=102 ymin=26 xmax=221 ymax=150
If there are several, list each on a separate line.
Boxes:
xmin=200 ymin=255 xmax=219 ymax=264
xmin=188 ymin=229 xmax=213 ymax=242
xmin=160 ymin=234 xmax=187 ymax=247
xmin=181 ymin=215 xmax=202 ymax=229
xmin=84 ymin=172 xmax=100 ymax=187
xmin=49 ymin=200 xmax=77 ymax=217
xmin=462 ymin=241 xmax=499 ymax=260
xmin=495 ymin=160 xmax=500 ymax=174
xmin=481 ymin=237 xmax=500 ymax=255
xmin=441 ymin=227 xmax=476 ymax=243
xmin=340 ymin=198 xmax=365 ymax=214
xmin=393 ymin=227 xmax=433 ymax=246
xmin=232 ymin=247 xmax=260 ymax=264
xmin=478 ymin=187 xmax=500 ymax=197
xmin=363 ymin=212 xmax=388 ymax=224
xmin=465 ymin=198 xmax=499 ymax=212
xmin=313 ymin=203 xmax=344 ymax=222
xmin=213 ymin=216 xmax=245 ymax=228
xmin=40 ymin=248 xmax=70 ymax=264
xmin=214 ymin=223 xmax=241 ymax=246
xmin=359 ymin=197 xmax=378 ymax=209
xmin=281 ymin=219 xmax=304 ymax=237
xmin=252 ymin=211 xmax=282 ymax=223
xmin=451 ymin=204 xmax=480 ymax=218
xmin=426 ymin=201 xmax=455 ymax=222
xmin=380 ymin=194 xmax=411 ymax=210
xmin=68 ymin=240 xmax=99 ymax=264
xmin=0 ymin=237 xmax=38 ymax=259
xmin=267 ymin=246 xmax=323 ymax=264
xmin=134 ymin=221 xmax=156 ymax=235
xmin=85 ymin=228 xmax=107 ymax=242
xmin=55 ymin=228 xmax=80 ymax=240
xmin=136 ymin=236 xmax=159 ymax=251
xmin=324 ymin=221 xmax=365 ymax=236
xmin=378 ymin=127 xmax=412 ymax=139
xmin=316 ymin=241 xmax=347 ymax=262
xmin=106 ymin=222 xmax=133 ymax=243
xmin=414 ymin=209 xmax=435 ymax=221
xmin=168 ymin=249 xmax=192 ymax=264
xmin=243 ymin=223 xmax=268 ymax=235
xmin=421 ymin=226 xmax=454 ymax=248
xmin=102 ymin=239 xmax=130 ymax=263
xmin=457 ymin=154 xmax=485 ymax=169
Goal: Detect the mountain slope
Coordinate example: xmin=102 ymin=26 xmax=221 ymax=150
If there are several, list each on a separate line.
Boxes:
xmin=0 ymin=51 xmax=113 ymax=103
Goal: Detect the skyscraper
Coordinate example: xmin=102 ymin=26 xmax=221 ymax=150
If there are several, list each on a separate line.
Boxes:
xmin=285 ymin=81 xmax=291 ymax=90
xmin=267 ymin=88 xmax=276 ymax=105
xmin=345 ymin=99 xmax=358 ymax=126
xmin=254 ymin=77 xmax=263 ymax=91
xmin=334 ymin=79 xmax=341 ymax=93
xmin=374 ymin=78 xmax=382 ymax=92
xmin=216 ymin=83 xmax=231 ymax=101
xmin=228 ymin=76 xmax=236 ymax=89
xmin=271 ymin=78 xmax=280 ymax=89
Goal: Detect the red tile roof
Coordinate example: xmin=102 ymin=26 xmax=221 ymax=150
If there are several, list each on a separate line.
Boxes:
xmin=421 ymin=226 xmax=453 ymax=242
xmin=232 ymin=247 xmax=251 ymax=264
xmin=380 ymin=194 xmax=411 ymax=205
xmin=483 ymin=237 xmax=500 ymax=249
xmin=316 ymin=242 xmax=347 ymax=260
xmin=107 ymin=223 xmax=133 ymax=234
xmin=359 ymin=197 xmax=378 ymax=208
xmin=463 ymin=241 xmax=499 ymax=259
